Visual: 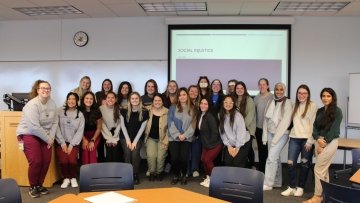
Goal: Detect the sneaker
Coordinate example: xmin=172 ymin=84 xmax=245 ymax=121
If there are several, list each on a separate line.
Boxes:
xmin=70 ymin=178 xmax=78 ymax=188
xmin=203 ymin=179 xmax=210 ymax=188
xmin=60 ymin=178 xmax=70 ymax=188
xmin=28 ymin=187 xmax=40 ymax=198
xmin=263 ymin=185 xmax=273 ymax=191
xmin=193 ymin=171 xmax=200 ymax=177
xmin=294 ymin=187 xmax=304 ymax=197
xmin=281 ymin=187 xmax=296 ymax=196
xmin=200 ymin=176 xmax=210 ymax=186
xmin=36 ymin=186 xmax=49 ymax=195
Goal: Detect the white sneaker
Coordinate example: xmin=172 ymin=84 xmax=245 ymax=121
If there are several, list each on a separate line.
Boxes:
xmin=70 ymin=178 xmax=78 ymax=188
xmin=203 ymin=179 xmax=210 ymax=188
xmin=61 ymin=178 xmax=70 ymax=188
xmin=294 ymin=187 xmax=304 ymax=197
xmin=281 ymin=187 xmax=296 ymax=196
xmin=263 ymin=185 xmax=273 ymax=191
xmin=200 ymin=176 xmax=210 ymax=186
xmin=193 ymin=171 xmax=200 ymax=177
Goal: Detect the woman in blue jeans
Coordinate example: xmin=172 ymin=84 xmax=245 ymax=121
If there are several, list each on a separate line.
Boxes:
xmin=281 ymin=84 xmax=318 ymax=197
xmin=262 ymin=82 xmax=293 ymax=191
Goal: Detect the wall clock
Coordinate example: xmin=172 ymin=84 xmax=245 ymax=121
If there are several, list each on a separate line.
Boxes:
xmin=73 ymin=31 xmax=89 ymax=47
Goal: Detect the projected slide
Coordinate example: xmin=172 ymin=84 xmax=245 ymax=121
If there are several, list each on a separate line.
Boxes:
xmin=169 ymin=25 xmax=290 ymax=95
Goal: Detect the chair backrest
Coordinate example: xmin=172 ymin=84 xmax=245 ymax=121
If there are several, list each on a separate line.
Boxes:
xmin=209 ymin=166 xmax=264 ymax=203
xmin=352 ymin=148 xmax=360 ymax=174
xmin=321 ymin=180 xmax=360 ymax=203
xmin=79 ymin=162 xmax=134 ymax=192
xmin=0 ymin=178 xmax=22 ymax=203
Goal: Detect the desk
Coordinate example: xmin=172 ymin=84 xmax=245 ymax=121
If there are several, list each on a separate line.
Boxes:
xmin=50 ymin=187 xmax=229 ymax=203
xmin=334 ymin=138 xmax=360 ymax=178
xmin=350 ymin=169 xmax=360 ymax=184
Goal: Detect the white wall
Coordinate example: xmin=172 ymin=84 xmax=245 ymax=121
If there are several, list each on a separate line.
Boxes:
xmin=1 ymin=16 xmax=360 ymax=163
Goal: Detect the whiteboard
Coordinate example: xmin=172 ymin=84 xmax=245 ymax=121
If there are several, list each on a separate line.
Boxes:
xmin=0 ymin=61 xmax=168 ymax=110
xmin=349 ymin=73 xmax=360 ymax=127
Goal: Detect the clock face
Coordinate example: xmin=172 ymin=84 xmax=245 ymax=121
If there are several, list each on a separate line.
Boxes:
xmin=74 ymin=31 xmax=89 ymax=47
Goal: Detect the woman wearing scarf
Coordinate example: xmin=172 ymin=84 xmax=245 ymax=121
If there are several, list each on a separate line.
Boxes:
xmin=262 ymin=82 xmax=293 ymax=191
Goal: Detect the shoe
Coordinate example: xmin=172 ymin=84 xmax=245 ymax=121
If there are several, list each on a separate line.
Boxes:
xmin=36 ymin=186 xmax=49 ymax=195
xmin=149 ymin=174 xmax=155 ymax=181
xmin=180 ymin=176 xmax=187 ymax=185
xmin=60 ymin=178 xmax=70 ymax=189
xmin=28 ymin=187 xmax=40 ymax=198
xmin=146 ymin=171 xmax=150 ymax=176
xmin=192 ymin=171 xmax=200 ymax=177
xmin=200 ymin=175 xmax=210 ymax=186
xmin=171 ymin=176 xmax=179 ymax=185
xmin=134 ymin=174 xmax=140 ymax=185
xmin=203 ymin=179 xmax=210 ymax=188
xmin=281 ymin=187 xmax=296 ymax=196
xmin=70 ymin=178 xmax=78 ymax=188
xmin=294 ymin=187 xmax=304 ymax=197
xmin=263 ymin=185 xmax=273 ymax=191
xmin=156 ymin=172 xmax=164 ymax=181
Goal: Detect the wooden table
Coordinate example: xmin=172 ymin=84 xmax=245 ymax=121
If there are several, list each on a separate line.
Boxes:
xmin=338 ymin=138 xmax=360 ymax=150
xmin=350 ymin=169 xmax=360 ymax=184
xmin=49 ymin=187 xmax=229 ymax=203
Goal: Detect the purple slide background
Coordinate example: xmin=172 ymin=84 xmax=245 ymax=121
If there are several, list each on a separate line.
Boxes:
xmin=176 ymin=59 xmax=282 ymax=92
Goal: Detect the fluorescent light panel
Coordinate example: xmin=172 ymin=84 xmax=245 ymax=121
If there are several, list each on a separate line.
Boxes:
xmin=276 ymin=1 xmax=350 ymax=11
xmin=140 ymin=2 xmax=207 ymax=12
xmin=13 ymin=6 xmax=83 ymax=16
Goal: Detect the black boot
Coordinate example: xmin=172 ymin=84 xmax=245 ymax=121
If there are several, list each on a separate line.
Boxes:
xmin=180 ymin=175 xmax=187 ymax=185
xmin=134 ymin=174 xmax=140 ymax=185
xmin=171 ymin=175 xmax=179 ymax=185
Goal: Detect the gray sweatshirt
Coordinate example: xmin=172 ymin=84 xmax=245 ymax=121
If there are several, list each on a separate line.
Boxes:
xmin=16 ymin=96 xmax=58 ymax=142
xmin=220 ymin=112 xmax=250 ymax=150
xmin=55 ymin=108 xmax=84 ymax=147
xmin=100 ymin=105 xmax=121 ymax=144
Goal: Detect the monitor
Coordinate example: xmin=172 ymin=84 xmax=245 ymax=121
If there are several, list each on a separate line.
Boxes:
xmin=11 ymin=93 xmax=31 ymax=111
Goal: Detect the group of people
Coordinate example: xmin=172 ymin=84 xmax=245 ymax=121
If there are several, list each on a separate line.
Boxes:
xmin=16 ymin=76 xmax=342 ymax=203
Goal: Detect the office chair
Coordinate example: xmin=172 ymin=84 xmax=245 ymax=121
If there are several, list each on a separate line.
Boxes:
xmin=351 ymin=148 xmax=360 ymax=188
xmin=0 ymin=178 xmax=22 ymax=203
xmin=321 ymin=179 xmax=360 ymax=203
xmin=79 ymin=162 xmax=134 ymax=192
xmin=209 ymin=166 xmax=264 ymax=203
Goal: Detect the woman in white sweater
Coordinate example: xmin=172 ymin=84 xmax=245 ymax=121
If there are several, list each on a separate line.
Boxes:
xmin=263 ymin=82 xmax=293 ymax=191
xmin=281 ymin=84 xmax=317 ymax=197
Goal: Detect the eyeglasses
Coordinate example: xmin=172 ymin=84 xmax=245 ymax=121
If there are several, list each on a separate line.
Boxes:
xmin=224 ymin=101 xmax=234 ymax=105
xmin=38 ymin=87 xmax=51 ymax=91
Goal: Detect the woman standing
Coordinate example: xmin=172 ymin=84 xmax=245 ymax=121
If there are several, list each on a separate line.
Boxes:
xmin=263 ymin=82 xmax=293 ymax=191
xmin=141 ymin=79 xmax=158 ymax=107
xmin=56 ymin=92 xmax=84 ymax=189
xmin=219 ymin=95 xmax=251 ymax=168
xmin=303 ymin=88 xmax=342 ymax=203
xmin=281 ymin=84 xmax=317 ymax=197
xmin=162 ymin=80 xmax=178 ymax=108
xmin=254 ymin=78 xmax=274 ymax=172
xmin=234 ymin=81 xmax=256 ymax=169
xmin=168 ymin=87 xmax=196 ymax=185
xmin=117 ymin=81 xmax=132 ymax=109
xmin=100 ymin=92 xmax=122 ymax=162
xmin=80 ymin=92 xmax=102 ymax=165
xmin=210 ymin=79 xmax=225 ymax=115
xmin=16 ymin=80 xmax=58 ymax=198
xmin=72 ymin=76 xmax=92 ymax=100
xmin=198 ymin=97 xmax=223 ymax=187
xmin=145 ymin=93 xmax=168 ymax=181
xmin=120 ymin=92 xmax=149 ymax=184
xmin=95 ymin=79 xmax=113 ymax=106
xmin=197 ymin=76 xmax=211 ymax=99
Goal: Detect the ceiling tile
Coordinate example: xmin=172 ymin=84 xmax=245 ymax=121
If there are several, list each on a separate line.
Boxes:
xmin=177 ymin=10 xmax=208 ymax=16
xmin=107 ymin=3 xmax=146 ymax=16
xmin=207 ymin=2 xmax=242 ymax=15
xmin=241 ymin=1 xmax=277 ymax=15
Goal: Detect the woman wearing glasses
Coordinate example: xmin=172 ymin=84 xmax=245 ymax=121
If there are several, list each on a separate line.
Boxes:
xmin=16 ymin=80 xmax=58 ymax=198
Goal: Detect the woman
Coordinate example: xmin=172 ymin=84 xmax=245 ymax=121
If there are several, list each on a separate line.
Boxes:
xmin=197 ymin=76 xmax=211 ymax=99
xmin=95 ymin=79 xmax=113 ymax=106
xmin=141 ymin=79 xmax=158 ymax=107
xmin=100 ymin=91 xmax=122 ymax=162
xmin=254 ymin=78 xmax=274 ymax=173
xmin=234 ymin=81 xmax=256 ymax=169
xmin=16 ymin=80 xmax=58 ymax=198
xmin=117 ymin=81 xmax=133 ymax=109
xmin=198 ymin=97 xmax=223 ymax=187
xmin=56 ymin=92 xmax=84 ymax=189
xmin=263 ymin=82 xmax=293 ymax=191
xmin=210 ymin=79 xmax=225 ymax=115
xmin=144 ymin=93 xmax=169 ymax=181
xmin=168 ymin=87 xmax=196 ymax=185
xmin=95 ymin=79 xmax=113 ymax=162
xmin=303 ymin=88 xmax=342 ymax=203
xmin=219 ymin=95 xmax=251 ymax=168
xmin=281 ymin=84 xmax=317 ymax=197
xmin=120 ymin=92 xmax=149 ymax=184
xmin=162 ymin=80 xmax=178 ymax=108
xmin=72 ymin=76 xmax=92 ymax=100
xmin=188 ymin=85 xmax=200 ymax=109
xmin=80 ymin=91 xmax=102 ymax=165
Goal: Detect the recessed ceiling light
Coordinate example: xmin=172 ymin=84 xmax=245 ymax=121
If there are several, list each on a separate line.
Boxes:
xmin=275 ymin=1 xmax=350 ymax=12
xmin=140 ymin=2 xmax=207 ymax=12
xmin=13 ymin=6 xmax=83 ymax=16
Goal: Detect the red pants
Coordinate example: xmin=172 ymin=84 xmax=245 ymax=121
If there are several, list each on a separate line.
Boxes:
xmin=82 ymin=130 xmax=100 ymax=165
xmin=56 ymin=145 xmax=79 ymax=178
xmin=22 ymin=135 xmax=52 ymax=187
xmin=201 ymin=143 xmax=223 ymax=176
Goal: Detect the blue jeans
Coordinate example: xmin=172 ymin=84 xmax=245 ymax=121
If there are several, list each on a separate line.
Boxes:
xmin=188 ymin=137 xmax=202 ymax=174
xmin=287 ymin=138 xmax=313 ymax=188
xmin=264 ymin=133 xmax=289 ymax=187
